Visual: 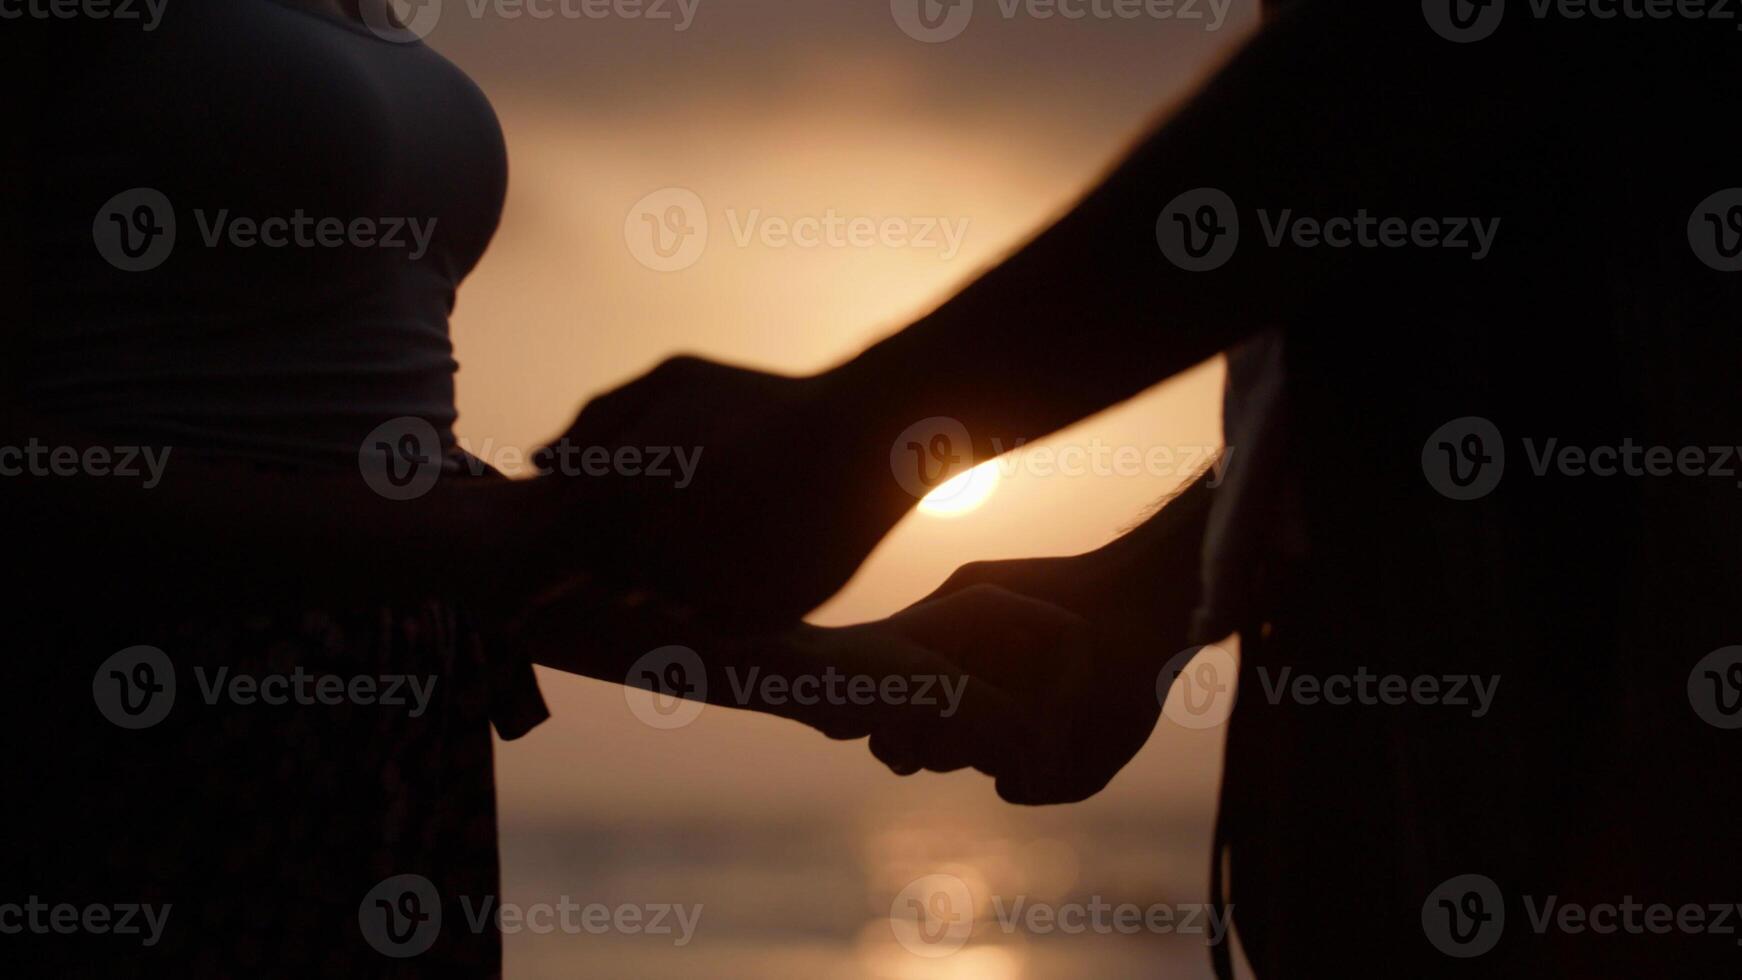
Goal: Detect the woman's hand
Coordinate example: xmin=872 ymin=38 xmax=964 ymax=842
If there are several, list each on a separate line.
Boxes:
xmin=864 ymin=476 xmax=1211 ymax=804
xmin=509 ymin=572 xmax=1082 ymax=791
xmin=787 ymin=585 xmax=1086 ymax=789
xmin=902 ymin=560 xmax=1182 ymax=804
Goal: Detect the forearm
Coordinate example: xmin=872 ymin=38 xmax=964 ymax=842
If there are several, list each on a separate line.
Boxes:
xmin=2 ymin=408 xmax=578 ymax=613
xmin=1033 ymin=470 xmax=1212 ymax=629
xmin=825 ymin=2 xmax=1481 ymax=465
xmin=512 ymin=586 xmax=842 ymax=724
xmin=931 ymin=469 xmax=1214 ymax=641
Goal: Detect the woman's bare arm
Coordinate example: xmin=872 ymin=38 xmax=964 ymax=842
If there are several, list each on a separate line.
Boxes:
xmin=0 ymin=403 xmax=579 ymax=614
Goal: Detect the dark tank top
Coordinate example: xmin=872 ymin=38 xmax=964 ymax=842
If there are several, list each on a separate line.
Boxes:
xmin=20 ymin=0 xmax=507 ymax=463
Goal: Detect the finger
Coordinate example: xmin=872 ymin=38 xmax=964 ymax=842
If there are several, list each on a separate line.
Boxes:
xmin=868 ymin=667 xmax=978 ymax=775
xmin=869 ymin=727 xmax=923 ymax=776
xmin=902 ymin=585 xmax=1086 ymax=661
xmin=544 ymin=357 xmax=707 ymax=459
xmin=537 ymin=393 xmax=646 ymax=471
xmin=923 ymin=675 xmax=1031 ymax=775
xmin=895 ymin=587 xmax=1088 ymax=703
xmin=915 ymin=561 xmax=993 ymax=606
xmin=888 ymin=674 xmax=1054 ymax=788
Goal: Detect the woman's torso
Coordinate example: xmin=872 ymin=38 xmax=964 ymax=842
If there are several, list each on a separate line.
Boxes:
xmin=23 ymin=0 xmax=507 ymax=464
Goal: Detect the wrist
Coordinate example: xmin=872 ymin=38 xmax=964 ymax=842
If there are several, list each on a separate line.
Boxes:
xmin=487 ymin=474 xmax=578 ymax=603
xmin=809 ymin=361 xmax=930 ymax=523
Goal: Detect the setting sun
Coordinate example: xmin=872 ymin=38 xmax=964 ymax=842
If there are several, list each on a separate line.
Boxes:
xmin=917 ymin=460 xmax=1001 ymax=518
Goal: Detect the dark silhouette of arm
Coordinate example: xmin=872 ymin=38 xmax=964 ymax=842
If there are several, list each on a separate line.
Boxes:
xmin=0 ymin=403 xmax=579 ymax=613
xmin=829 ymin=2 xmax=1486 ymax=467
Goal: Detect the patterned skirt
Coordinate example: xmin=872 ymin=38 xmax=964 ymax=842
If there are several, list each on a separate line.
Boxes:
xmin=7 ymin=592 xmax=547 ymax=978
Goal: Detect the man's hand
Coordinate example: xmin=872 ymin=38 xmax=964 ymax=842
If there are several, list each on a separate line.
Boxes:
xmin=864 ymin=473 xmax=1213 ymax=804
xmin=864 ymin=563 xmax=1177 ymax=807
xmin=806 ymin=584 xmax=1088 ymax=796
xmin=538 ymin=356 xmax=914 ymax=628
